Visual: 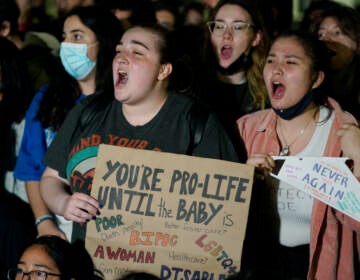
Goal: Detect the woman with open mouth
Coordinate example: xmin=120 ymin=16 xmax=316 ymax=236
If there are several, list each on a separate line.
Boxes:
xmin=237 ymin=30 xmax=360 ymax=280
xmin=39 ymin=23 xmax=239 ymax=245
xmin=195 ymin=0 xmax=270 ymax=161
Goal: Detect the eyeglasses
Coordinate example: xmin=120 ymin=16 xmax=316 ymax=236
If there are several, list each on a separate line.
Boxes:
xmin=7 ymin=268 xmax=61 ymax=280
xmin=207 ymin=21 xmax=254 ymax=36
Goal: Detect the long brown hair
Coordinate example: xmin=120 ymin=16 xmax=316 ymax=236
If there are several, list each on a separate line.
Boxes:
xmin=207 ymin=0 xmax=270 ymax=109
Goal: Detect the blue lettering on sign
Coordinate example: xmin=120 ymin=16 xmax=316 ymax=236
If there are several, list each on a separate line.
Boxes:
xmin=160 ymin=265 xmax=227 ymax=280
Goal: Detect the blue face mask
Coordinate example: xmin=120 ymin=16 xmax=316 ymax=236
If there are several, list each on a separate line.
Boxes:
xmin=60 ymin=42 xmax=97 ymax=80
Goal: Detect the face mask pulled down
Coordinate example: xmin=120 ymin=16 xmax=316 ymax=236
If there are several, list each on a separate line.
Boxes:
xmin=272 ymin=90 xmax=314 ymax=120
xmin=60 ymin=42 xmax=97 ymax=80
xmin=216 ymin=52 xmax=252 ymax=76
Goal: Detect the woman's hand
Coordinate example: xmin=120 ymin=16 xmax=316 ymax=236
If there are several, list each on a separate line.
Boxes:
xmin=247 ymin=153 xmax=275 ymax=180
xmin=40 ymin=167 xmax=101 ymax=225
xmin=62 ymin=192 xmax=101 ymax=224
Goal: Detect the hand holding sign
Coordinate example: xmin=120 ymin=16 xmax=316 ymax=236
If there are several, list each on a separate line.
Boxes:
xmin=270 ymin=156 xmax=360 ymax=222
xmin=86 ymin=145 xmax=254 ymax=280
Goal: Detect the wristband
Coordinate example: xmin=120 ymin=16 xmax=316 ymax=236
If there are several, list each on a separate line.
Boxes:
xmin=35 ymin=215 xmax=55 ymax=226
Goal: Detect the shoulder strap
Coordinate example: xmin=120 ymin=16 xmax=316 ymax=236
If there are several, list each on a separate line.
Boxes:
xmin=187 ymin=102 xmax=209 ymax=155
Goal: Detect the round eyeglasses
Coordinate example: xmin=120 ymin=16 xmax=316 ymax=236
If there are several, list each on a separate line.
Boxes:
xmin=207 ymin=21 xmax=255 ymax=36
xmin=7 ymin=268 xmax=61 ymax=280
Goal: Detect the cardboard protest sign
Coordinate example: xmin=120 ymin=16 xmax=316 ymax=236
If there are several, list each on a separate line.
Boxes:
xmin=85 ymin=144 xmax=254 ymax=280
xmin=271 ymin=156 xmax=360 ymax=221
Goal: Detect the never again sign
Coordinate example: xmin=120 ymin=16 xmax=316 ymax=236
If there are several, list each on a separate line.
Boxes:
xmin=85 ymin=145 xmax=254 ymax=280
xmin=271 ymin=156 xmax=360 ymax=221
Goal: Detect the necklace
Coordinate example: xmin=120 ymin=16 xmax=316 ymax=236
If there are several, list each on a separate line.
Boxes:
xmin=277 ymin=117 xmax=313 ymax=156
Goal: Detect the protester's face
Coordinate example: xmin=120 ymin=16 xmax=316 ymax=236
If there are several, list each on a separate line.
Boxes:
xmin=17 ymin=245 xmax=61 ymax=280
xmin=15 ymin=0 xmax=31 ymax=15
xmin=202 ymin=0 xmax=219 ymax=8
xmin=56 ymin=0 xmax=83 ymax=16
xmin=113 ymin=9 xmax=132 ymax=20
xmin=113 ymin=27 xmax=170 ymax=105
xmin=318 ymin=16 xmax=357 ymax=69
xmin=263 ymin=37 xmax=322 ymax=110
xmin=156 ymin=10 xmax=176 ymax=30
xmin=184 ymin=9 xmax=203 ymax=26
xmin=62 ymin=15 xmax=99 ymax=61
xmin=210 ymin=4 xmax=260 ymax=69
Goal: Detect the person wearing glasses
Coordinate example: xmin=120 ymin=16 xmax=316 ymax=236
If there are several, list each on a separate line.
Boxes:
xmin=7 ymin=235 xmax=101 ymax=280
xmin=194 ymin=0 xmax=270 ymax=160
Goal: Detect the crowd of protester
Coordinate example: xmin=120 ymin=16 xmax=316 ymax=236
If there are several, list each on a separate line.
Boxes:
xmin=0 ymin=0 xmax=359 ymax=279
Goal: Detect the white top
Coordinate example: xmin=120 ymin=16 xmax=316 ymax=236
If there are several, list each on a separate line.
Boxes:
xmin=278 ymin=107 xmax=334 ymax=247
xmin=5 ymin=120 xmax=28 ymax=202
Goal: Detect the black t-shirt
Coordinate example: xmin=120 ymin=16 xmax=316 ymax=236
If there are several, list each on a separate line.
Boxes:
xmin=43 ymin=93 xmax=239 ymax=241
xmin=198 ymin=80 xmax=254 ymax=161
xmin=207 ymin=81 xmax=252 ymax=139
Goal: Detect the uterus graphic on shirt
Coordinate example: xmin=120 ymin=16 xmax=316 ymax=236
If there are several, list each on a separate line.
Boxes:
xmin=66 ymin=133 xmax=162 ymax=193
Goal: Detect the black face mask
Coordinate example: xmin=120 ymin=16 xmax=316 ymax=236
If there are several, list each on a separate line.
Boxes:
xmin=216 ymin=52 xmax=252 ymax=76
xmin=272 ymin=90 xmax=314 ymax=120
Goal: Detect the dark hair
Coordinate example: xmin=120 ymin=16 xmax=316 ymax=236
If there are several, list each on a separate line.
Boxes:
xmin=0 ymin=37 xmax=33 ymax=177
xmin=36 ymin=5 xmax=124 ymax=130
xmin=102 ymin=0 xmax=156 ymax=26
xmin=0 ymin=0 xmax=20 ymax=35
xmin=273 ymin=30 xmax=332 ymax=109
xmin=182 ymin=2 xmax=205 ymax=22
xmin=205 ymin=0 xmax=270 ymax=109
xmin=300 ymin=0 xmax=342 ymax=32
xmin=118 ymin=272 xmax=160 ymax=280
xmin=154 ymin=0 xmax=180 ymax=29
xmin=130 ymin=23 xmax=193 ymax=93
xmin=313 ymin=4 xmax=360 ymax=53
xmin=135 ymin=23 xmax=176 ymax=65
xmin=65 ymin=6 xmax=125 ymax=91
xmin=33 ymin=235 xmax=72 ymax=279
xmin=32 ymin=235 xmax=101 ymax=280
xmin=76 ymin=23 xmax=193 ymax=132
xmin=210 ymin=0 xmax=263 ymax=33
xmin=224 ymin=272 xmax=241 ymax=279
xmin=0 ymin=36 xmax=33 ymax=123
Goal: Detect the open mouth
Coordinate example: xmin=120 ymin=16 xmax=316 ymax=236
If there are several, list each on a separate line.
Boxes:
xmin=271 ymin=81 xmax=285 ymax=97
xmin=115 ymin=70 xmax=128 ymax=88
xmin=220 ymin=45 xmax=233 ymax=60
